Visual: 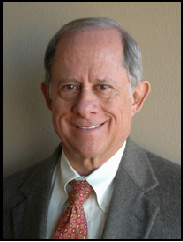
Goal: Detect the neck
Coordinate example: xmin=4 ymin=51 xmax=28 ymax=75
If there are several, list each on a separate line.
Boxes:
xmin=62 ymin=142 xmax=125 ymax=176
xmin=63 ymin=148 xmax=104 ymax=176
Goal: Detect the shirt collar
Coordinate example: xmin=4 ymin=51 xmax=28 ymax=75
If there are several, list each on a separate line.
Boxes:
xmin=60 ymin=140 xmax=126 ymax=212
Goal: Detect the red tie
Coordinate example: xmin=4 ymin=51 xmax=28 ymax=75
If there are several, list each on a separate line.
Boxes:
xmin=54 ymin=180 xmax=94 ymax=239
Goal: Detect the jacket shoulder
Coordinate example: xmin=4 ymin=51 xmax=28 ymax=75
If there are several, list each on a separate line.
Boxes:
xmin=3 ymin=144 xmax=62 ymax=239
xmin=146 ymin=151 xmax=181 ymax=193
xmin=144 ymin=151 xmax=181 ymax=238
xmin=3 ymin=162 xmax=43 ymax=239
xmin=3 ymin=144 xmax=62 ymax=202
xmin=3 ymin=162 xmax=42 ymax=207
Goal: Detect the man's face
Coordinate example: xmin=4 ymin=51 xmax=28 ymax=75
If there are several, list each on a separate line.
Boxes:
xmin=49 ymin=30 xmax=134 ymax=161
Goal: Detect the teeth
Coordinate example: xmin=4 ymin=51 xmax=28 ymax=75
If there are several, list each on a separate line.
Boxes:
xmin=78 ymin=124 xmax=101 ymax=129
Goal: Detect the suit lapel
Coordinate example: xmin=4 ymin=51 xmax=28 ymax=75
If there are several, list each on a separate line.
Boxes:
xmin=101 ymin=138 xmax=160 ymax=239
xmin=12 ymin=144 xmax=62 ymax=239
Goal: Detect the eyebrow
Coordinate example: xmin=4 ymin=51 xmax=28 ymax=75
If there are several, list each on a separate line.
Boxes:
xmin=56 ymin=77 xmax=116 ymax=87
xmin=56 ymin=78 xmax=78 ymax=89
xmin=57 ymin=78 xmax=78 ymax=84
xmin=94 ymin=78 xmax=116 ymax=84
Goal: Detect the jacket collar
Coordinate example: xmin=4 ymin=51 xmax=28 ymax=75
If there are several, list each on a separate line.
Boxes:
xmin=101 ymin=138 xmax=160 ymax=239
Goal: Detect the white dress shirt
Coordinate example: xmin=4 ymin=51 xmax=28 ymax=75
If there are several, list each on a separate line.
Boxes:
xmin=46 ymin=140 xmax=126 ymax=239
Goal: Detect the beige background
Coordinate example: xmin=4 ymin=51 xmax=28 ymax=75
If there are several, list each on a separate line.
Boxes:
xmin=3 ymin=2 xmax=181 ymax=177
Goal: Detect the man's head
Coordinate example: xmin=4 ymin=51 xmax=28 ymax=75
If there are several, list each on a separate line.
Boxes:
xmin=44 ymin=17 xmax=143 ymax=94
xmin=41 ymin=17 xmax=150 ymax=175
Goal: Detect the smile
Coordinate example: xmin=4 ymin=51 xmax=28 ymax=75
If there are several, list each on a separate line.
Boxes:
xmin=78 ymin=124 xmax=102 ymax=130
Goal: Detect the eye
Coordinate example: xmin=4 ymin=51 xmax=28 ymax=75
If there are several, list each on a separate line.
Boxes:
xmin=62 ymin=84 xmax=77 ymax=90
xmin=96 ymin=84 xmax=110 ymax=90
xmin=57 ymin=83 xmax=79 ymax=100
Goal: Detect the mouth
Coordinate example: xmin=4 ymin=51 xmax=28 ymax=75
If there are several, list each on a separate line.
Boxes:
xmin=77 ymin=124 xmax=102 ymax=130
xmin=73 ymin=120 xmax=108 ymax=132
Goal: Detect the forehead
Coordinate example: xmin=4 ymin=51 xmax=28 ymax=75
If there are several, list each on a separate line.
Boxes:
xmin=51 ymin=29 xmax=129 ymax=89
xmin=54 ymin=29 xmax=123 ymax=61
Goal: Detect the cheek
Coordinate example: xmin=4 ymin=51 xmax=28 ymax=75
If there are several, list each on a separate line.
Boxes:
xmin=120 ymin=99 xmax=132 ymax=123
xmin=109 ymin=95 xmax=132 ymax=128
xmin=51 ymin=97 xmax=71 ymax=129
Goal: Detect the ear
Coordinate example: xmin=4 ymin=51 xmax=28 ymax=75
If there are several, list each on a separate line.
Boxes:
xmin=40 ymin=82 xmax=52 ymax=111
xmin=131 ymin=81 xmax=151 ymax=116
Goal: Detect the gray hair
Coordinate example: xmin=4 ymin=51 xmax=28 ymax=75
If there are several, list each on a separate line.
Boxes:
xmin=44 ymin=17 xmax=143 ymax=93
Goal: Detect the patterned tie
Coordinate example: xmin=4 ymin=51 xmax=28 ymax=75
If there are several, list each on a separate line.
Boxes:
xmin=54 ymin=180 xmax=94 ymax=239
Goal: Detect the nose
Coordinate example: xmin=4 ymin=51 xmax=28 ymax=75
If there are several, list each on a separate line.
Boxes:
xmin=72 ymin=88 xmax=100 ymax=119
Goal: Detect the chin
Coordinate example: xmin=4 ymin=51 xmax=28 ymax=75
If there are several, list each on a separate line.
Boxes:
xmin=73 ymin=141 xmax=105 ymax=159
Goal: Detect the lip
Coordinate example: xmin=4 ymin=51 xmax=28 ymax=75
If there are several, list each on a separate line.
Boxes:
xmin=77 ymin=124 xmax=102 ymax=130
xmin=72 ymin=121 xmax=107 ymax=133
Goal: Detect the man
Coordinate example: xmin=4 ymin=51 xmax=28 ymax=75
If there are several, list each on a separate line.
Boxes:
xmin=3 ymin=17 xmax=181 ymax=239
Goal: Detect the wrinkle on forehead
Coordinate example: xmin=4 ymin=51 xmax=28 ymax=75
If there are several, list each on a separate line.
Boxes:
xmin=59 ymin=29 xmax=122 ymax=48
xmin=54 ymin=29 xmax=123 ymax=65
xmin=51 ymin=29 xmax=127 ymax=92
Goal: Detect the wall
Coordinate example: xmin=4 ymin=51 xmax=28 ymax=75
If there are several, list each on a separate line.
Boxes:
xmin=3 ymin=2 xmax=181 ymax=177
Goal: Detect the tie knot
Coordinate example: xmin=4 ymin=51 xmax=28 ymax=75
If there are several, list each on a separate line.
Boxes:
xmin=69 ymin=180 xmax=93 ymax=206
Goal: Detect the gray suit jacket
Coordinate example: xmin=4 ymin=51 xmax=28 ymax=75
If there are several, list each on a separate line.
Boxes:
xmin=3 ymin=138 xmax=181 ymax=239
